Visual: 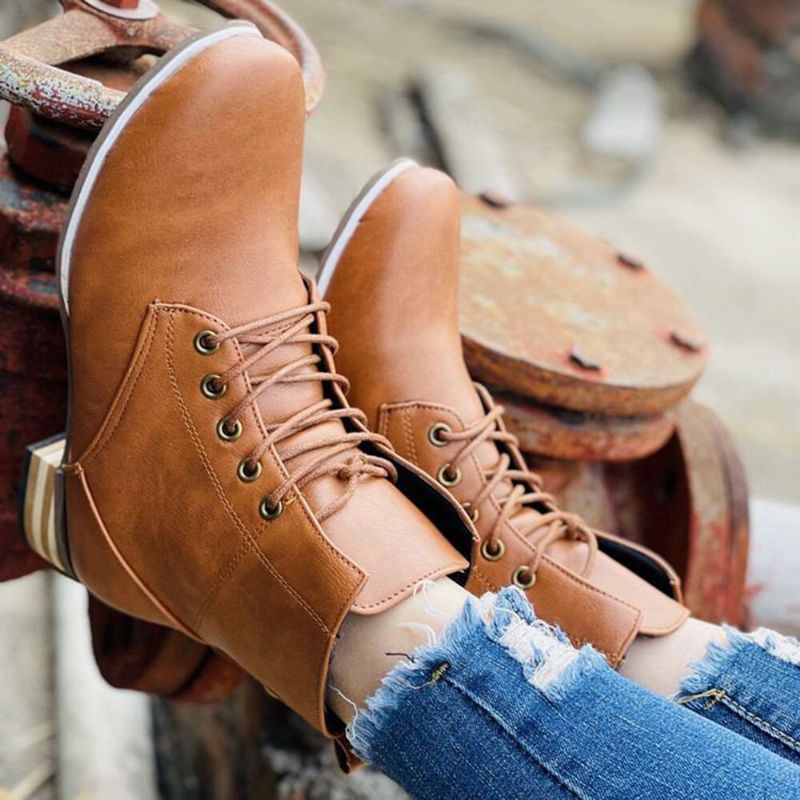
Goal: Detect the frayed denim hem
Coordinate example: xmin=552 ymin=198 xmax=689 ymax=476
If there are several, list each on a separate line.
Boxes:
xmin=347 ymin=587 xmax=605 ymax=764
xmin=678 ymin=626 xmax=800 ymax=702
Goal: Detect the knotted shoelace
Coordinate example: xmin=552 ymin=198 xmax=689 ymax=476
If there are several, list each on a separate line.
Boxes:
xmin=437 ymin=384 xmax=598 ymax=581
xmin=205 ymin=301 xmax=396 ymax=521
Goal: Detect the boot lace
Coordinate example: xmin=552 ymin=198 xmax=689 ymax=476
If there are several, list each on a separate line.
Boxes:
xmin=202 ymin=301 xmax=396 ymax=521
xmin=436 ymin=384 xmax=597 ymax=583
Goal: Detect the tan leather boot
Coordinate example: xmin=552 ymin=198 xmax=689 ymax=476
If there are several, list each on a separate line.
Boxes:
xmin=320 ymin=160 xmax=690 ymax=666
xmin=56 ymin=30 xmax=473 ymax=737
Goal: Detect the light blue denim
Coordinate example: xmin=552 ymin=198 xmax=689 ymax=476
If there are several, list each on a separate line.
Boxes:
xmin=349 ymin=588 xmax=800 ymax=799
xmin=678 ymin=626 xmax=800 ymax=766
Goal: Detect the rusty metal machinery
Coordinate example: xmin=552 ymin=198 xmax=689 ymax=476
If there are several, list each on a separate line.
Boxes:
xmin=0 ymin=0 xmax=323 ymax=128
xmin=459 ymin=194 xmax=749 ymax=626
xmin=0 ymin=0 xmax=324 ymax=701
xmin=689 ymin=0 xmax=800 ymax=136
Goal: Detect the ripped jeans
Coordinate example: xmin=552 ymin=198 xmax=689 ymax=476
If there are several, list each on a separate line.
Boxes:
xmin=349 ymin=589 xmax=800 ymax=799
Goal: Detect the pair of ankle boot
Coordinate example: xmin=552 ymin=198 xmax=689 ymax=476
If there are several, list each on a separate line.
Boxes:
xmin=47 ymin=25 xmax=687 ymax=744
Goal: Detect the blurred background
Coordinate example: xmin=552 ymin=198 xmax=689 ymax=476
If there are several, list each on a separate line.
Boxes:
xmin=0 ymin=1 xmax=797 ymax=798
xmin=172 ymin=0 xmax=800 ymax=508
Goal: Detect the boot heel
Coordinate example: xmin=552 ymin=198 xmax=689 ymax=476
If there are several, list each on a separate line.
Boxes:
xmin=20 ymin=434 xmax=74 ymax=577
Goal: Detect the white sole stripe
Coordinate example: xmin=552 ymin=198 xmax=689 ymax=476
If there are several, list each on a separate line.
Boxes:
xmin=317 ymin=158 xmax=418 ymax=297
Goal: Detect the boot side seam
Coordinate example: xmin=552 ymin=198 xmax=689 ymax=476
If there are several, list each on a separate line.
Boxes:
xmin=74 ymin=464 xmax=199 ymax=638
xmin=163 ymin=308 xmax=357 ymax=637
xmin=78 ymin=306 xmax=160 ymax=467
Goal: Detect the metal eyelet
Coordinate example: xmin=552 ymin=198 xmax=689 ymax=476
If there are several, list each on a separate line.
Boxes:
xmin=481 ymin=538 xmax=505 ymax=562
xmin=512 ymin=566 xmax=536 ymax=590
xmin=462 ymin=502 xmax=480 ymax=524
xmin=237 ymin=458 xmax=262 ymax=483
xmin=217 ymin=417 xmax=242 ymax=442
xmin=201 ymin=374 xmax=227 ymax=399
xmin=437 ymin=463 xmax=462 ymax=487
xmin=428 ymin=422 xmax=452 ymax=447
xmin=194 ymin=330 xmax=220 ymax=355
xmin=259 ymin=498 xmax=283 ymax=521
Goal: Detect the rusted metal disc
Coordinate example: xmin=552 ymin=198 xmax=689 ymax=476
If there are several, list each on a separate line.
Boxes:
xmin=459 ymin=193 xmax=708 ymax=416
xmin=495 ymin=390 xmax=675 ymax=462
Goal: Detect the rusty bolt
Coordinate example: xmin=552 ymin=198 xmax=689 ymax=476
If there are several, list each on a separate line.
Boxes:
xmin=670 ymin=329 xmax=704 ymax=353
xmin=569 ymin=347 xmax=602 ymax=371
xmin=617 ymin=252 xmax=646 ymax=271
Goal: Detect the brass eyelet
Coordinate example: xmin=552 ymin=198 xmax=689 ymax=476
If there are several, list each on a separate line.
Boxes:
xmin=481 ymin=538 xmax=505 ymax=562
xmin=259 ymin=498 xmax=284 ymax=521
xmin=201 ymin=374 xmax=227 ymax=399
xmin=237 ymin=458 xmax=262 ymax=483
xmin=217 ymin=417 xmax=242 ymax=442
xmin=194 ymin=330 xmax=220 ymax=355
xmin=437 ymin=463 xmax=462 ymax=487
xmin=428 ymin=422 xmax=452 ymax=447
xmin=462 ymin=502 xmax=480 ymax=524
xmin=512 ymin=566 xmax=536 ymax=590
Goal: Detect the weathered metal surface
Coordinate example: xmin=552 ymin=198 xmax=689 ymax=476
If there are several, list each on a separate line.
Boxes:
xmin=0 ymin=156 xmax=68 ymax=280
xmin=725 ymin=0 xmax=800 ymax=44
xmin=0 ymin=0 xmax=324 ymax=130
xmin=496 ymin=390 xmax=676 ymax=462
xmin=525 ymin=400 xmax=749 ymax=625
xmin=6 ymin=105 xmax=94 ymax=193
xmin=668 ymin=400 xmax=750 ymax=625
xmin=0 ymin=370 xmax=64 ymax=582
xmin=689 ymin=0 xmax=800 ymax=135
xmin=0 ymin=147 xmax=67 ymax=582
xmin=459 ymin=193 xmax=708 ymax=416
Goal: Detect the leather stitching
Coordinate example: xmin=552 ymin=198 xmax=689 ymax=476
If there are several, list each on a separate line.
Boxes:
xmin=165 ymin=305 xmax=367 ymax=661
xmin=376 ymin=406 xmax=391 ymax=439
xmin=79 ymin=308 xmax=160 ymax=466
xmin=687 ymin=690 xmax=800 ymax=753
xmin=194 ymin=539 xmax=250 ymax=625
xmin=442 ymin=674 xmax=585 ymax=799
xmin=163 ymin=308 xmax=333 ymax=635
xmin=352 ymin=561 xmax=468 ymax=612
xmin=401 ymin=408 xmax=419 ymax=465
xmin=75 ymin=466 xmax=199 ymax=639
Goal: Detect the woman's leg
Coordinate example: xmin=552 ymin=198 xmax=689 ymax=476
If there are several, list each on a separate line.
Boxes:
xmin=329 ymin=582 xmax=799 ymax=800
xmin=621 ymin=617 xmax=727 ymax=696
